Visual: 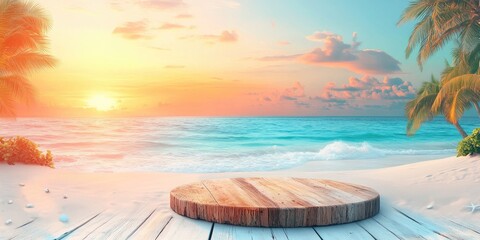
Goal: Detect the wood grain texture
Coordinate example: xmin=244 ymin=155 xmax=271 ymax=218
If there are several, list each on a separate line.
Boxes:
xmin=170 ymin=178 xmax=380 ymax=227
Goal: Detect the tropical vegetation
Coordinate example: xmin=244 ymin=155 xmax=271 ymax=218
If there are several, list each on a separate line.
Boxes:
xmin=400 ymin=0 xmax=480 ymax=143
xmin=0 ymin=136 xmax=53 ymax=167
xmin=0 ymin=0 xmax=55 ymax=116
xmin=457 ymin=128 xmax=480 ymax=156
xmin=0 ymin=0 xmax=55 ymax=166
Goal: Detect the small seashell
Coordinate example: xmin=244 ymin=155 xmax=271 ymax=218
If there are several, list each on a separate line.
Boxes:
xmin=426 ymin=202 xmax=434 ymax=209
xmin=5 ymin=219 xmax=12 ymax=225
xmin=63 ymin=195 xmax=68 ymax=199
xmin=19 ymin=183 xmax=25 ymax=187
xmin=25 ymin=203 xmax=34 ymax=208
xmin=59 ymin=214 xmax=69 ymax=223
xmin=7 ymin=200 xmax=13 ymax=204
xmin=44 ymin=188 xmax=50 ymax=193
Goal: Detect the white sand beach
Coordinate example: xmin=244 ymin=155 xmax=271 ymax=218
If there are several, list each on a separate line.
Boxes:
xmin=1 ymin=155 xmax=479 ymax=237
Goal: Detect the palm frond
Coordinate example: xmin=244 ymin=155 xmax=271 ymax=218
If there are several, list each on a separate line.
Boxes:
xmin=432 ymin=74 xmax=480 ymax=113
xmin=0 ymin=74 xmax=35 ymax=104
xmin=3 ymin=51 xmax=56 ymax=74
xmin=406 ymin=93 xmax=438 ymax=135
xmin=399 ymin=0 xmax=480 ymax=66
xmin=0 ymin=0 xmax=55 ymax=117
xmin=447 ymin=88 xmax=476 ymax=123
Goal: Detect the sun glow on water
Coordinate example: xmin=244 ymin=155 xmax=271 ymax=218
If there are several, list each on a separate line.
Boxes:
xmin=86 ymin=95 xmax=117 ymax=111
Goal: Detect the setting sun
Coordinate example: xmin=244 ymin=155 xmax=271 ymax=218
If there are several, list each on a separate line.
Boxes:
xmin=86 ymin=95 xmax=117 ymax=111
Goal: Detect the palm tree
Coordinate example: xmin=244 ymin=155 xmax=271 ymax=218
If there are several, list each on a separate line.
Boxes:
xmin=406 ymin=75 xmax=468 ymax=138
xmin=400 ymin=0 xmax=480 ymax=138
xmin=0 ymin=0 xmax=55 ymax=117
xmin=398 ymin=0 xmax=480 ymax=68
xmin=432 ymin=45 xmax=480 ymax=122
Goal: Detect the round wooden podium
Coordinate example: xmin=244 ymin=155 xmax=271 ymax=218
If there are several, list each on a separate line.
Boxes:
xmin=170 ymin=178 xmax=380 ymax=227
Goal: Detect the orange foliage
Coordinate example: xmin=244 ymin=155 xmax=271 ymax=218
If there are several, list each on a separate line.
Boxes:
xmin=0 ymin=136 xmax=54 ymax=167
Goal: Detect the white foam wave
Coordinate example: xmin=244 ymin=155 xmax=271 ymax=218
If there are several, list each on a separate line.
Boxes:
xmin=56 ymin=141 xmax=456 ymax=173
xmin=318 ymin=141 xmax=383 ymax=160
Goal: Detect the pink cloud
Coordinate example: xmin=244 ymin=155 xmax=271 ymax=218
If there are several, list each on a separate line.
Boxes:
xmin=164 ymin=65 xmax=185 ymax=69
xmin=301 ymin=36 xmax=356 ymax=62
xmin=110 ymin=0 xmax=185 ymax=11
xmin=282 ymin=81 xmax=305 ymax=100
xmin=184 ymin=30 xmax=238 ymax=43
xmin=306 ymin=31 xmax=342 ymax=42
xmin=257 ymin=54 xmax=301 ymax=61
xmin=300 ymin=32 xmax=400 ymax=74
xmin=321 ymin=76 xmax=415 ymax=100
xmin=256 ymin=81 xmax=309 ymax=107
xmin=113 ymin=21 xmax=151 ymax=40
xmin=158 ymin=22 xmax=192 ymax=30
xmin=134 ymin=0 xmax=185 ymax=9
xmin=218 ymin=30 xmax=238 ymax=42
xmin=259 ymin=31 xmax=401 ymax=75
xmin=175 ymin=13 xmax=193 ymax=18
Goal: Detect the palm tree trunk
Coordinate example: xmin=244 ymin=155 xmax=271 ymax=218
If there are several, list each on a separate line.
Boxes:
xmin=474 ymin=102 xmax=480 ymax=117
xmin=453 ymin=122 xmax=468 ymax=138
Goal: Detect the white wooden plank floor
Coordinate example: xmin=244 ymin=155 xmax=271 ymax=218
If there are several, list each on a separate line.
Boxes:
xmin=2 ymin=204 xmax=479 ymax=240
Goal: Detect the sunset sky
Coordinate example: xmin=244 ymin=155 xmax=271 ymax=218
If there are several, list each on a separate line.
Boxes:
xmin=20 ymin=0 xmax=454 ymax=117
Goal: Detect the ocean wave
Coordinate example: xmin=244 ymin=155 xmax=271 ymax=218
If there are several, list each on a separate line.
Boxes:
xmin=316 ymin=141 xmax=454 ymax=160
xmin=55 ymin=141 xmax=456 ymax=173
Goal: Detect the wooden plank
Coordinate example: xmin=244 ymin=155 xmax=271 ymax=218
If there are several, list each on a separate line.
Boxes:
xmin=357 ymin=218 xmax=401 ymax=239
xmin=201 ymin=178 xmax=269 ymax=226
xmin=81 ymin=203 xmax=157 ymax=239
xmin=241 ymin=178 xmax=308 ymax=227
xmin=169 ymin=182 xmax=218 ymax=220
xmin=272 ymin=227 xmax=322 ymax=240
xmin=373 ymin=207 xmax=449 ymax=240
xmin=7 ymin=208 xmax=103 ymax=240
xmin=211 ymin=224 xmax=320 ymax=240
xmin=314 ymin=222 xmax=375 ymax=240
xmin=294 ymin=178 xmax=380 ymax=224
xmin=127 ymin=210 xmax=172 ymax=239
xmin=210 ymin=224 xmax=274 ymax=240
xmin=54 ymin=211 xmax=103 ymax=239
xmin=447 ymin=219 xmax=480 ymax=237
xmin=61 ymin=210 xmax=117 ymax=240
xmin=156 ymin=216 xmax=213 ymax=240
xmin=395 ymin=208 xmax=480 ymax=239
xmin=170 ymin=178 xmax=380 ymax=227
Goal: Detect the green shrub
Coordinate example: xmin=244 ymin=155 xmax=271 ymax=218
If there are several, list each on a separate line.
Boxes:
xmin=457 ymin=128 xmax=480 ymax=157
xmin=0 ymin=136 xmax=54 ymax=168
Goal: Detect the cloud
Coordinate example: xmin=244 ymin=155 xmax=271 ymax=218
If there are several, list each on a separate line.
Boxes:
xmin=257 ymin=54 xmax=300 ymax=61
xmin=259 ymin=31 xmax=400 ymax=75
xmin=175 ymin=14 xmax=193 ymax=18
xmin=321 ymin=76 xmax=415 ymax=100
xmin=148 ymin=46 xmax=170 ymax=51
xmin=256 ymin=81 xmax=308 ymax=108
xmin=134 ymin=0 xmax=185 ymax=9
xmin=218 ymin=30 xmax=238 ymax=42
xmin=300 ymin=32 xmax=400 ymax=74
xmin=110 ymin=0 xmax=124 ymax=11
xmin=164 ymin=65 xmax=185 ymax=69
xmin=158 ymin=22 xmax=191 ymax=30
xmin=184 ymin=30 xmax=238 ymax=43
xmin=281 ymin=81 xmax=305 ymax=100
xmin=113 ymin=20 xmax=151 ymax=40
xmin=213 ymin=0 xmax=240 ymax=8
xmin=110 ymin=0 xmax=185 ymax=11
xmin=277 ymin=41 xmax=290 ymax=46
xmin=302 ymin=37 xmax=357 ymax=62
xmin=306 ymin=31 xmax=342 ymax=42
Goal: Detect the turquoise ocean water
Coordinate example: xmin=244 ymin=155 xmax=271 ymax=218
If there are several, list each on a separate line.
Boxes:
xmin=0 ymin=117 xmax=477 ymax=172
